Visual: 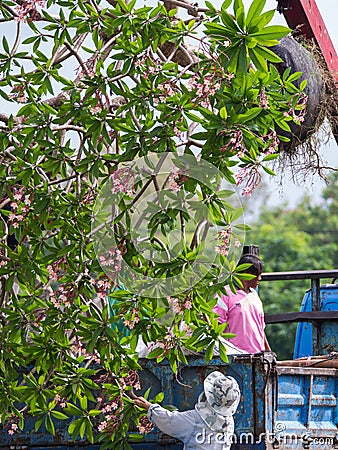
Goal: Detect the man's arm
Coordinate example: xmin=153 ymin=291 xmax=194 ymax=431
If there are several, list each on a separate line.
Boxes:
xmin=264 ymin=333 xmax=271 ymax=351
xmin=133 ymin=396 xmax=152 ymax=411
xmin=133 ymin=396 xmax=194 ymax=441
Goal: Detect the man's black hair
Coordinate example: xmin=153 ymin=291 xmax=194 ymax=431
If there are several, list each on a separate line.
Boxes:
xmin=237 ymin=254 xmax=263 ymax=277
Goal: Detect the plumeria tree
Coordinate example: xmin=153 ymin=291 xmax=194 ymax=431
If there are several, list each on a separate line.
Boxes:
xmin=0 ymin=0 xmax=309 ymax=447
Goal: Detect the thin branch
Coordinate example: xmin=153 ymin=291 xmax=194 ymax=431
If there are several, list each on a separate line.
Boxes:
xmin=10 ymin=21 xmax=22 ymax=57
xmin=46 ymin=174 xmax=78 ymax=187
xmin=52 ymin=125 xmax=85 ymax=134
xmin=63 ymin=42 xmax=91 ymax=78
xmin=0 ymin=198 xmax=12 ymax=210
xmin=0 ymin=1 xmax=18 ymax=18
xmin=163 ymin=0 xmax=199 ymax=16
xmin=129 ymin=108 xmax=142 ymax=132
xmin=3 ymin=147 xmax=18 ymax=162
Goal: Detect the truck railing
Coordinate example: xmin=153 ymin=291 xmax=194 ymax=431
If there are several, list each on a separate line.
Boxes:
xmin=261 ymin=269 xmax=338 ymax=356
xmin=265 ymin=310 xmax=338 ymax=324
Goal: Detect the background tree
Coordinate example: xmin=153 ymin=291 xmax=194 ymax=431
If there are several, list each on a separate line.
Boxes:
xmin=0 ymin=0 xmax=316 ymax=446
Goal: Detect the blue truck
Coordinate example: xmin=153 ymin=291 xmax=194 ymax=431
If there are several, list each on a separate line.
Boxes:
xmin=1 ymin=270 xmax=338 ymax=449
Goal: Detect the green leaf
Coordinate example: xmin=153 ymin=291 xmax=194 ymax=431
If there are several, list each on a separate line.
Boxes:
xmin=246 ymin=0 xmax=265 ymax=28
xmin=235 ymin=7 xmax=245 ymax=31
xmin=184 ymin=110 xmax=203 ymax=123
xmin=205 ymin=22 xmax=234 ymax=38
xmin=286 ymin=71 xmax=303 ymax=83
xmin=64 ymin=404 xmax=83 ymax=416
xmin=252 ymin=25 xmax=291 ymax=40
xmin=262 ymin=153 xmax=279 ymax=162
xmin=129 ymin=434 xmax=146 ymax=441
xmin=300 ymin=79 xmax=307 ymax=91
xmin=2 ymin=36 xmax=9 ymax=53
xmin=51 ymin=411 xmax=68 ymax=420
xmin=220 ymin=11 xmax=240 ymax=33
xmin=220 ymin=0 xmax=232 ymax=10
xmin=275 ymin=118 xmax=291 ymax=132
xmin=262 ymin=165 xmax=276 ymax=176
xmin=237 ymin=107 xmax=262 ymax=124
xmin=249 ymin=9 xmax=275 ymax=31
xmin=45 ymin=414 xmax=55 ymax=435
xmin=219 ymin=106 xmax=228 ymax=120
xmin=253 ymin=45 xmax=282 ymax=63
xmin=34 ymin=416 xmax=43 ymax=432
xmin=248 ymin=47 xmax=267 ymax=72
xmin=218 ymin=341 xmax=229 ymax=363
xmin=204 ymin=341 xmax=215 ymax=363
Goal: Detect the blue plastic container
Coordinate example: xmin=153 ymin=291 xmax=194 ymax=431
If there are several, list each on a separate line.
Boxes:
xmin=293 ymin=284 xmax=338 ymax=359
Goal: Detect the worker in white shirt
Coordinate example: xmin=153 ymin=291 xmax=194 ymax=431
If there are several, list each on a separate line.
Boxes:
xmin=133 ymin=371 xmax=240 ymax=450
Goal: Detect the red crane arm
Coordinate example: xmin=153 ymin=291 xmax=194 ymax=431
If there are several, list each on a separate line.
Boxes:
xmin=276 ymin=0 xmax=338 ymax=142
xmin=277 ymin=0 xmax=338 ymax=85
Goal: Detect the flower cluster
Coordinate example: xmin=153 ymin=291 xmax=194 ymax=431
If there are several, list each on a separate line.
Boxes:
xmin=134 ymin=54 xmax=163 ymax=79
xmin=189 ymin=70 xmax=231 ymax=108
xmin=97 ymin=414 xmax=120 ymax=434
xmin=235 ymin=165 xmax=262 ymax=197
xmin=50 ymin=284 xmax=74 ymax=308
xmin=219 ymin=129 xmax=247 ymax=156
xmin=285 ymin=92 xmax=308 ymax=124
xmin=8 ymin=187 xmax=32 ymax=229
xmin=234 ymin=128 xmax=280 ymax=197
xmin=70 ymin=338 xmax=101 ymax=363
xmin=138 ymin=416 xmax=154 ymax=434
xmin=122 ymin=370 xmax=141 ymax=390
xmin=122 ymin=306 xmax=140 ymax=330
xmin=263 ymin=129 xmax=279 ymax=155
xmin=8 ymin=83 xmax=27 ymax=103
xmin=15 ymin=0 xmax=45 ymax=22
xmin=157 ymin=81 xmax=180 ymax=103
xmin=76 ymin=55 xmax=98 ymax=79
xmin=167 ymin=296 xmax=192 ymax=314
xmin=3 ymin=415 xmax=19 ymax=436
xmin=91 ymin=276 xmax=112 ymax=302
xmin=173 ymin=120 xmax=185 ymax=141
xmin=259 ymin=88 xmax=269 ymax=109
xmin=167 ymin=167 xmax=189 ymax=192
xmin=0 ymin=249 xmax=8 ymax=268
xmin=53 ymin=394 xmax=68 ymax=409
xmin=96 ymin=370 xmax=143 ymax=436
xmin=157 ymin=330 xmax=176 ymax=353
xmin=88 ymin=89 xmax=113 ymax=116
xmin=215 ymin=227 xmax=241 ymax=256
xmin=111 ymin=168 xmax=135 ymax=196
xmin=99 ymin=248 xmax=123 ymax=273
xmin=47 ymin=260 xmax=65 ymax=281
xmin=80 ymin=187 xmax=98 ymax=206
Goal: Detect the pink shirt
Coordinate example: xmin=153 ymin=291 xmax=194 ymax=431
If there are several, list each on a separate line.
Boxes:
xmin=213 ymin=286 xmax=266 ymax=354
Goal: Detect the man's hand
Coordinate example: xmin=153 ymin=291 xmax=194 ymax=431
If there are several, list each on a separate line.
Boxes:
xmin=133 ymin=396 xmax=152 ymax=411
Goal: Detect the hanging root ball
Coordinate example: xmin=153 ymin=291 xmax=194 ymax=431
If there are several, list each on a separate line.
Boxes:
xmin=270 ymin=36 xmax=326 ymax=154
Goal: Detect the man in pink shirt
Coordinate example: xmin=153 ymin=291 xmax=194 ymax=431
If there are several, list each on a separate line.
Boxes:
xmin=214 ymin=248 xmax=270 ymax=354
